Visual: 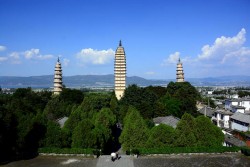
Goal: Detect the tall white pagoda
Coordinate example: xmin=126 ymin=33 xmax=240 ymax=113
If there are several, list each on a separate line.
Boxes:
xmin=114 ymin=40 xmax=126 ymax=100
xmin=176 ymin=58 xmax=184 ymax=82
xmin=53 ymin=58 xmax=63 ymax=95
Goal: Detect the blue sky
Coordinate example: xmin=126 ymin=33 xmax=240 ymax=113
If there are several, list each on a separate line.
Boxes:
xmin=0 ymin=0 xmax=250 ymax=79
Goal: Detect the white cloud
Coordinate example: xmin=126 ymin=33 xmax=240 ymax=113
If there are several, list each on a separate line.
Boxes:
xmin=145 ymin=71 xmax=155 ymax=75
xmin=0 ymin=45 xmax=7 ymax=51
xmin=161 ymin=28 xmax=250 ymax=77
xmin=24 ymin=48 xmax=40 ymax=59
xmin=76 ymin=48 xmax=115 ymax=65
xmin=9 ymin=52 xmax=21 ymax=64
xmin=198 ymin=28 xmax=247 ymax=62
xmin=162 ymin=52 xmax=180 ymax=65
xmin=37 ymin=54 xmax=54 ymax=60
xmin=63 ymin=58 xmax=70 ymax=67
xmin=0 ymin=56 xmax=8 ymax=62
xmin=23 ymin=48 xmax=55 ymax=60
xmin=222 ymin=47 xmax=250 ymax=64
xmin=9 ymin=52 xmax=20 ymax=59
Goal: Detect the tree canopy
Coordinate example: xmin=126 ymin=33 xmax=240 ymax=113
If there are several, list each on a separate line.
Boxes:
xmin=119 ymin=106 xmax=149 ymax=150
xmin=0 ymin=84 xmax=225 ymax=163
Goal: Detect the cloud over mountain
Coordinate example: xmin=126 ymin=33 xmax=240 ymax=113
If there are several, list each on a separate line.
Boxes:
xmin=76 ymin=48 xmax=115 ymax=65
xmin=163 ymin=28 xmax=250 ymax=77
xmin=198 ymin=28 xmax=247 ymax=63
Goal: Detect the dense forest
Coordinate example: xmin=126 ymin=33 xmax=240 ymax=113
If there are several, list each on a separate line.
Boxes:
xmin=0 ymin=82 xmax=224 ymax=163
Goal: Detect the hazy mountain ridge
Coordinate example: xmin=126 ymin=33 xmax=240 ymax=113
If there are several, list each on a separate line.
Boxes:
xmin=0 ymin=75 xmax=168 ymax=88
xmin=0 ymin=75 xmax=250 ymax=88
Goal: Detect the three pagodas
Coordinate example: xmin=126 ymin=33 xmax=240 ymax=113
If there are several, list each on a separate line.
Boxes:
xmin=53 ymin=41 xmax=185 ymax=99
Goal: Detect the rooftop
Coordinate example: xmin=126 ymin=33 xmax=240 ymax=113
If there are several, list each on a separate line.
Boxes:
xmin=231 ymin=106 xmax=245 ymax=109
xmin=153 ymin=115 xmax=180 ymax=128
xmin=224 ymin=134 xmax=246 ymax=147
xmin=215 ymin=109 xmax=233 ymax=115
xmin=198 ymin=106 xmax=214 ymax=117
xmin=231 ymin=112 xmax=250 ymax=124
xmin=57 ymin=117 xmax=69 ymax=128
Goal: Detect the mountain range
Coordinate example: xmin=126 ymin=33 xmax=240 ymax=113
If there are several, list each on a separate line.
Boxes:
xmin=1 ymin=75 xmax=250 ymax=88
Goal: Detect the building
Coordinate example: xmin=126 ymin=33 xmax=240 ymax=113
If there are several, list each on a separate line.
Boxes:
xmin=231 ymin=106 xmax=245 ymax=113
xmin=114 ymin=40 xmax=126 ymax=100
xmin=153 ymin=115 xmax=180 ymax=128
xmin=231 ymin=112 xmax=250 ymax=132
xmin=53 ymin=58 xmax=63 ymax=95
xmin=224 ymin=134 xmax=246 ymax=147
xmin=224 ymin=98 xmax=250 ymax=113
xmin=176 ymin=58 xmax=184 ymax=82
xmin=212 ymin=109 xmax=233 ymax=129
xmin=198 ymin=106 xmax=215 ymax=118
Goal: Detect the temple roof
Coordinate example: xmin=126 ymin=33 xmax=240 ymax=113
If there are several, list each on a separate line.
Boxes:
xmin=153 ymin=115 xmax=180 ymax=128
xmin=231 ymin=112 xmax=250 ymax=123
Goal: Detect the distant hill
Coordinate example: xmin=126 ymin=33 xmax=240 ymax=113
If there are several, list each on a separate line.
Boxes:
xmin=1 ymin=75 xmax=250 ymax=88
xmin=188 ymin=75 xmax=250 ymax=87
xmin=0 ymin=75 xmax=168 ymax=88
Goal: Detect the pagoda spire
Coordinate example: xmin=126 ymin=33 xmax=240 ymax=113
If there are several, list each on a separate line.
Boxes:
xmin=119 ymin=40 xmax=122 ymax=47
xmin=57 ymin=57 xmax=60 ymax=62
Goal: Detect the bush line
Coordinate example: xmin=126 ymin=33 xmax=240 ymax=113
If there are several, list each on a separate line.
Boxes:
xmin=136 ymin=146 xmax=240 ymax=155
xmin=38 ymin=147 xmax=94 ymax=154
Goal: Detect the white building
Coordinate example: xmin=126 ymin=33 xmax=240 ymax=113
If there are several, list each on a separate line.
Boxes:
xmin=241 ymin=97 xmax=250 ymax=111
xmin=231 ymin=106 xmax=245 ymax=113
xmin=231 ymin=112 xmax=250 ymax=132
xmin=224 ymin=98 xmax=250 ymax=113
xmin=212 ymin=109 xmax=233 ymax=129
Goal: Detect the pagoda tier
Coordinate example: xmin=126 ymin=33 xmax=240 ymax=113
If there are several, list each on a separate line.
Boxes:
xmin=114 ymin=40 xmax=126 ymax=100
xmin=53 ymin=58 xmax=63 ymax=95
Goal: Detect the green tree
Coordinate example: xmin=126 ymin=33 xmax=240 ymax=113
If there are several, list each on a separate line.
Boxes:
xmin=120 ymin=85 xmax=158 ymax=119
xmin=146 ymin=124 xmax=175 ymax=148
xmin=195 ymin=116 xmax=224 ymax=146
xmin=59 ymin=88 xmax=84 ymax=104
xmin=63 ymin=107 xmax=82 ymax=134
xmin=79 ymin=93 xmax=111 ymax=114
xmin=145 ymin=86 xmax=167 ymax=99
xmin=43 ymin=121 xmax=63 ymax=148
xmin=71 ymin=119 xmax=95 ymax=148
xmin=159 ymin=93 xmax=181 ymax=117
xmin=174 ymin=113 xmax=197 ymax=147
xmin=166 ymin=82 xmax=200 ymax=117
xmin=119 ymin=106 xmax=149 ymax=150
xmin=92 ymin=108 xmax=116 ymax=151
xmin=110 ymin=93 xmax=118 ymax=113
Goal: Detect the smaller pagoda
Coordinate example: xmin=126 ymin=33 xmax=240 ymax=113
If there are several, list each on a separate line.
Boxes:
xmin=176 ymin=58 xmax=184 ymax=82
xmin=53 ymin=58 xmax=63 ymax=95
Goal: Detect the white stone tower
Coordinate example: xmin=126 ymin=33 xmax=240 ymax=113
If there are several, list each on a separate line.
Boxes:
xmin=114 ymin=40 xmax=126 ymax=100
xmin=176 ymin=58 xmax=184 ymax=82
xmin=53 ymin=57 xmax=63 ymax=95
